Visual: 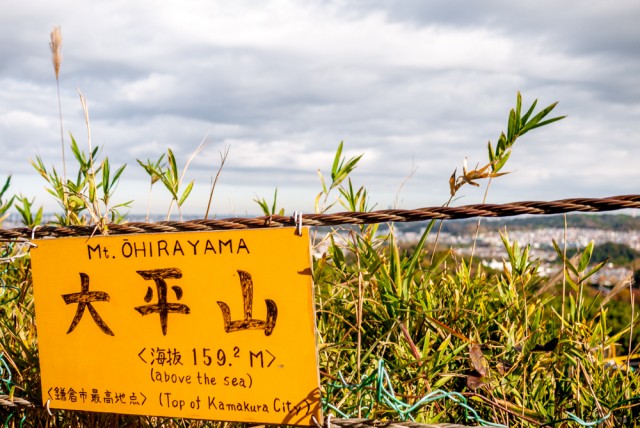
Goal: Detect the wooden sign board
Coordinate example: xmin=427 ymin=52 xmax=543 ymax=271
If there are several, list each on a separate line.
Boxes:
xmin=31 ymin=228 xmax=321 ymax=426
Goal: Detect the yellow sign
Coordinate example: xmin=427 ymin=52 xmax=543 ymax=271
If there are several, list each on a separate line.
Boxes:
xmin=31 ymin=227 xmax=321 ymax=426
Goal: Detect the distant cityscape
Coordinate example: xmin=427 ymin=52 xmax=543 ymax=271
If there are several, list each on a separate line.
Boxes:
xmin=396 ymin=215 xmax=640 ymax=287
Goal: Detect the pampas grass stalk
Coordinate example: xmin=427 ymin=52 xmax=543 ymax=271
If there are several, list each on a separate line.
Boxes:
xmin=49 ymin=26 xmax=65 ymax=182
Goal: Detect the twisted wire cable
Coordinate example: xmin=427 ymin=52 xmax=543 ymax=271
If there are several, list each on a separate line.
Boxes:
xmin=0 ymin=194 xmax=638 ymax=239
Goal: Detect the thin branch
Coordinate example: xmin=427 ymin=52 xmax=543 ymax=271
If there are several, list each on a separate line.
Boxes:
xmin=205 ymin=145 xmax=230 ymax=220
xmin=78 ymin=89 xmax=103 ymax=226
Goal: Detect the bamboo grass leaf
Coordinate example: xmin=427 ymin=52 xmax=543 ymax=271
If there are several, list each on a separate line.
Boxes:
xmin=111 ymin=164 xmax=127 ymax=190
xmin=521 ymin=98 xmax=538 ymax=124
xmin=331 ymin=141 xmax=343 ymax=181
xmin=578 ymin=240 xmax=595 ymax=272
xmin=520 ymin=102 xmax=560 ymax=134
xmin=178 ymin=181 xmax=194 ymax=207
xmin=515 ymin=91 xmax=522 ymax=130
xmin=507 ymin=108 xmax=517 ymax=142
xmin=525 ymin=115 xmax=567 ymax=132
xmin=583 ymin=260 xmax=607 ymax=282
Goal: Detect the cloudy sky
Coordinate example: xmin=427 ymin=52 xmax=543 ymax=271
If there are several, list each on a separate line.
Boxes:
xmin=1 ymin=1 xmax=639 ymax=217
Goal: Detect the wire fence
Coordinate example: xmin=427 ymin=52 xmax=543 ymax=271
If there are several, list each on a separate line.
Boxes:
xmin=1 ymin=194 xmax=640 ymax=427
xmin=0 ymin=194 xmax=638 ymax=239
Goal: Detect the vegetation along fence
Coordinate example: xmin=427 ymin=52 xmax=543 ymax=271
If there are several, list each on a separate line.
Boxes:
xmin=1 ymin=194 xmax=640 ymax=427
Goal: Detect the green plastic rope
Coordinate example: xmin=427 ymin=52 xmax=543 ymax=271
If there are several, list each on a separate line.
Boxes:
xmin=324 ymin=360 xmax=640 ymax=427
xmin=0 ymin=242 xmax=22 ymax=406
xmin=0 ymin=242 xmax=24 ymax=307
xmin=0 ymin=353 xmax=12 ymax=394
xmin=325 ymin=360 xmax=507 ymax=427
xmin=3 ymin=411 xmax=26 ymax=428
xmin=565 ymin=411 xmax=611 ymax=427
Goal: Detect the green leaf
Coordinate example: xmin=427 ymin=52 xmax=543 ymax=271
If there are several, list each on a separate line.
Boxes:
xmin=68 ymin=195 xmax=85 ymax=209
xmin=552 ymin=239 xmax=579 ymax=277
xmin=70 ymin=134 xmax=82 ymax=162
xmin=314 ymin=191 xmax=323 ymax=213
xmin=494 ymin=150 xmax=511 ymax=172
xmin=331 ymin=141 xmax=344 ymax=181
xmin=317 ymin=170 xmax=327 ymax=194
xmin=254 ymin=196 xmax=270 ymax=216
xmin=507 ymin=108 xmax=516 ymax=142
xmin=35 ymin=206 xmax=43 ymax=225
xmin=583 ymin=260 xmax=607 ymax=282
xmin=137 ymin=154 xmax=166 ymax=185
xmin=178 ymin=180 xmax=194 ymax=206
xmin=406 ymin=219 xmax=436 ymax=274
xmin=437 ymin=335 xmax=452 ymax=352
xmin=525 ymin=115 xmax=567 ymax=132
xmin=0 ymin=196 xmax=14 ymax=216
xmin=332 ymin=154 xmax=363 ymax=190
xmin=271 ymin=188 xmax=278 ymax=215
xmin=578 ymin=240 xmax=594 ymax=272
xmin=102 ymin=158 xmax=110 ymax=195
xmin=520 ymin=102 xmax=560 ymax=135
xmin=515 ymin=92 xmax=522 ymax=129
xmin=487 ymin=141 xmax=495 ymax=164
xmin=167 ymin=148 xmax=178 ymax=182
xmin=91 ymin=145 xmax=100 ymax=162
xmin=136 ymin=159 xmax=151 ymax=174
xmin=497 ymin=132 xmax=507 ymax=153
xmin=111 ymin=164 xmax=127 ymax=191
xmin=160 ymin=167 xmax=179 ymax=200
xmin=0 ymin=175 xmax=11 ymax=199
xmin=566 ymin=274 xmax=579 ymax=292
xmin=521 ymin=98 xmax=539 ymax=124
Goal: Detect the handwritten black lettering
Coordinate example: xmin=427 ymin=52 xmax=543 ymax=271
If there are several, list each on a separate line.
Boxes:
xmin=122 ymin=240 xmax=133 ymax=258
xmin=133 ymin=242 xmax=147 ymax=258
xmin=205 ymin=240 xmax=216 ymax=254
xmin=62 ymin=273 xmax=114 ymax=336
xmin=118 ymin=238 xmax=250 ymax=259
xmin=173 ymin=241 xmax=184 ymax=256
xmin=187 ymin=240 xmax=199 ymax=255
xmin=158 ymin=240 xmax=169 ymax=256
xmin=207 ymin=397 xmax=268 ymax=413
xmin=219 ymin=239 xmax=232 ymax=253
xmin=196 ymin=371 xmax=217 ymax=385
xmin=134 ymin=268 xmax=190 ymax=335
xmin=150 ymin=367 xmax=192 ymax=384
xmin=237 ymin=238 xmax=250 ymax=254
xmin=217 ymin=270 xmax=277 ymax=336
xmin=87 ymin=244 xmax=102 ymax=260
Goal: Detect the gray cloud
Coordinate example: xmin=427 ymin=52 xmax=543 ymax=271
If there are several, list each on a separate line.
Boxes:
xmin=0 ymin=1 xmax=638 ymax=216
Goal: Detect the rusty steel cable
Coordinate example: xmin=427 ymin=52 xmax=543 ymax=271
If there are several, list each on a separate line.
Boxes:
xmin=0 ymin=194 xmax=638 ymax=240
xmin=0 ymin=395 xmax=34 ymax=408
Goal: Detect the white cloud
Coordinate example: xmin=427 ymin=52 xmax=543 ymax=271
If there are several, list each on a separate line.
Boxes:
xmin=117 ymin=73 xmax=180 ymax=104
xmin=0 ymin=110 xmax=49 ymax=129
